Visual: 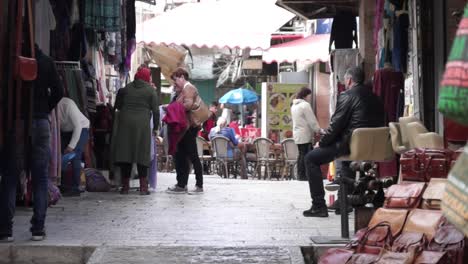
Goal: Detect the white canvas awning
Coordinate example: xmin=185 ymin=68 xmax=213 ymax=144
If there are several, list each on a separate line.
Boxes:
xmin=137 ymin=0 xmax=295 ymax=50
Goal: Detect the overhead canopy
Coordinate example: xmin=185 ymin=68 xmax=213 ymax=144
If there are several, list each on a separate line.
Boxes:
xmin=262 ymin=34 xmax=330 ymax=64
xmin=276 ymin=0 xmax=359 ymax=19
xmin=137 ymin=0 xmax=296 ymax=50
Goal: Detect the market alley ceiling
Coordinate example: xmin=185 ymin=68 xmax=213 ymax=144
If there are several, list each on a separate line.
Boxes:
xmin=276 ymin=0 xmax=359 ymax=19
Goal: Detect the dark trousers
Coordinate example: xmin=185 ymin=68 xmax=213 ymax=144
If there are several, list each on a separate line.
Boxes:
xmin=0 ymin=119 xmax=50 ymax=235
xmin=119 ymin=163 xmax=148 ymax=179
xmin=297 ymin=143 xmax=312 ymax=181
xmin=174 ymin=127 xmax=203 ymax=188
xmin=304 ymin=143 xmax=352 ymax=208
xmin=61 ymin=128 xmax=89 ymax=192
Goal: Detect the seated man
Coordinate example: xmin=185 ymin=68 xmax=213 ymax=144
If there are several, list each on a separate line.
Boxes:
xmin=303 ymin=66 xmax=385 ymax=217
xmin=57 ymin=97 xmax=90 ymax=196
xmin=209 ymin=117 xmax=247 ymax=179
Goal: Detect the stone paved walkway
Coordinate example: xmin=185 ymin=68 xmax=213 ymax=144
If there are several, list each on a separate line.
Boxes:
xmin=2 ymin=173 xmax=353 ymax=263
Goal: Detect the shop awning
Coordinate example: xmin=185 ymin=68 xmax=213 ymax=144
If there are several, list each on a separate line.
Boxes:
xmin=262 ymin=34 xmax=330 ymax=64
xmin=137 ymin=0 xmax=296 ymax=50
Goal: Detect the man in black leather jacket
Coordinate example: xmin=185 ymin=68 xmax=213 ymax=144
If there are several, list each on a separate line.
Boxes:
xmin=303 ymin=66 xmax=384 ymax=217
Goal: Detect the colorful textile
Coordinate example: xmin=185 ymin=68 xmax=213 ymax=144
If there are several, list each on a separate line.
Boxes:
xmin=84 ymin=0 xmax=121 ymax=32
xmin=438 ymin=5 xmax=468 ymax=125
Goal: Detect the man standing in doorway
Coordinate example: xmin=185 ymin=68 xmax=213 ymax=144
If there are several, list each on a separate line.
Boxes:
xmin=302 ymin=66 xmax=384 ymax=217
xmin=167 ymin=68 xmax=204 ymax=194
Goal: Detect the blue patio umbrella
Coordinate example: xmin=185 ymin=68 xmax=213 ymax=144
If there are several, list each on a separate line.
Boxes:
xmin=218 ymin=88 xmax=259 ymax=105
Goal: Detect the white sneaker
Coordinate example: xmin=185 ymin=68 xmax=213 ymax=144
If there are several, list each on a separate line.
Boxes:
xmin=166 ymin=185 xmax=188 ymax=194
xmin=188 ymin=186 xmax=204 ymax=195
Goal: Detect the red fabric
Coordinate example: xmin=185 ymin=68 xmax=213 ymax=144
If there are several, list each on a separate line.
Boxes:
xmin=229 ymin=121 xmax=241 ymax=135
xmin=134 ymin=67 xmax=151 ymax=83
xmin=444 ymin=118 xmax=468 ymax=142
xmin=162 ymin=102 xmax=187 ymax=155
xmin=373 ymin=68 xmax=404 ymax=123
xmin=199 ymin=113 xmax=216 ymax=140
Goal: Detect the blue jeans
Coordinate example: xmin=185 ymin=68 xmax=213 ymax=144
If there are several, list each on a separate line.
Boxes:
xmin=61 ymin=128 xmax=89 ymax=192
xmin=0 ymin=119 xmax=51 ymax=234
xmin=304 ymin=143 xmax=352 ymax=208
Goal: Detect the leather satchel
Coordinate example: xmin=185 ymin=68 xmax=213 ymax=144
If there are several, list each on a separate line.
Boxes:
xmin=190 ymin=95 xmax=211 ymax=127
xmin=422 ymin=178 xmax=447 ymax=210
xmin=355 ymin=222 xmax=393 ymax=255
xmin=346 ymin=253 xmax=379 ymax=264
xmin=367 ymin=208 xmax=409 ymax=237
xmin=413 ymin=251 xmax=448 ymax=264
xmin=427 ymin=225 xmax=466 ymax=264
xmin=384 ymin=182 xmax=426 ymax=209
xmin=318 ymin=248 xmax=353 ymax=264
xmin=391 ymin=231 xmax=427 ymax=253
xmin=400 ymin=148 xmax=453 ymax=182
xmin=403 ymin=209 xmax=444 ymax=241
xmin=374 ymin=249 xmax=416 ymax=264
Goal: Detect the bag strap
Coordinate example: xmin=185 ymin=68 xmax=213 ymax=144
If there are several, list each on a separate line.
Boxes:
xmin=357 ymin=221 xmax=392 ymax=250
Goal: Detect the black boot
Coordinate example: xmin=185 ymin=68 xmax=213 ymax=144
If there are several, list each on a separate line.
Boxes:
xmin=303 ymin=205 xmax=328 ymax=217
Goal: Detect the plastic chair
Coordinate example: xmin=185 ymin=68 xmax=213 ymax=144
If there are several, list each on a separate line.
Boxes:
xmin=281 ymin=138 xmax=298 ymax=180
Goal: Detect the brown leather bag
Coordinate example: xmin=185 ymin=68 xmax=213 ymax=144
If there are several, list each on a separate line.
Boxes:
xmin=346 ymin=253 xmax=379 ymax=264
xmin=413 ymin=251 xmax=448 ymax=264
xmin=384 ymin=182 xmax=426 ymax=209
xmin=391 ymin=231 xmax=427 ymax=253
xmin=367 ymin=208 xmax=409 ymax=237
xmin=318 ymin=248 xmax=353 ymax=264
xmin=427 ymin=225 xmax=466 ymax=264
xmin=355 ymin=222 xmax=393 ymax=255
xmin=400 ymin=148 xmax=453 ymax=182
xmin=190 ymin=95 xmax=211 ymax=127
xmin=403 ymin=209 xmax=444 ymax=241
xmin=374 ymin=249 xmax=416 ymax=264
xmin=422 ymin=178 xmax=447 ymax=210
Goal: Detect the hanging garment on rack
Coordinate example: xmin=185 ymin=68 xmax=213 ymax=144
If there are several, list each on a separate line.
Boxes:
xmin=48 ymin=109 xmax=61 ymax=186
xmin=50 ymin=0 xmax=72 ymax=60
xmin=329 ymin=11 xmax=358 ymax=51
xmin=126 ymin=0 xmax=136 ymax=40
xmin=392 ymin=13 xmax=409 ymax=73
xmin=373 ymin=68 xmax=404 ymax=124
xmin=35 ymin=0 xmax=56 ymax=56
xmin=83 ymin=0 xmax=121 ymax=32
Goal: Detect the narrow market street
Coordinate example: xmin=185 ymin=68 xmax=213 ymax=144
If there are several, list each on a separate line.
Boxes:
xmin=1 ymin=173 xmax=352 ymax=263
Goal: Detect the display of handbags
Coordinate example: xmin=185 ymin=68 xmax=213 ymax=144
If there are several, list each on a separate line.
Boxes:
xmin=400 ymin=148 xmax=453 ymax=182
xmin=384 ymin=182 xmax=426 ymax=209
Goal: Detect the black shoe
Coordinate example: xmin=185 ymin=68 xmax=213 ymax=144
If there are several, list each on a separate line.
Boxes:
xmin=31 ymin=230 xmax=46 ymax=241
xmin=303 ymin=207 xmax=329 ymax=217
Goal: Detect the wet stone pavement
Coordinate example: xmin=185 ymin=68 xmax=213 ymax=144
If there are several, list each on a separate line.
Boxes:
xmin=2 ymin=173 xmax=353 ymax=263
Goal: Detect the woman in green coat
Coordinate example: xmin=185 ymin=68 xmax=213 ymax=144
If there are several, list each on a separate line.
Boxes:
xmin=113 ymin=66 xmax=158 ymax=195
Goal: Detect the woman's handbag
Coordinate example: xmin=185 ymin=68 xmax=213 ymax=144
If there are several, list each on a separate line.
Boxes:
xmin=191 ymin=95 xmax=211 ymax=127
xmin=437 ymin=5 xmax=468 ymax=125
xmin=400 ymin=148 xmax=453 ymax=182
xmin=427 ymin=224 xmax=466 ymax=264
xmin=318 ymin=248 xmax=354 ymax=264
xmin=384 ymin=182 xmax=426 ymax=209
xmin=422 ymin=178 xmax=447 ymax=210
xmin=441 ymin=146 xmax=468 ymax=236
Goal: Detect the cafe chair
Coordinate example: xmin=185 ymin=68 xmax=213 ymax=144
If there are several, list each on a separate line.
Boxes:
xmin=281 ymin=138 xmax=299 ymax=180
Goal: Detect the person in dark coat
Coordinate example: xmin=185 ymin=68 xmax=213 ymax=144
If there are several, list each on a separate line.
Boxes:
xmin=113 ymin=66 xmax=158 ymax=195
xmin=0 ymin=45 xmax=63 ymax=242
xmin=302 ymin=66 xmax=385 ymax=217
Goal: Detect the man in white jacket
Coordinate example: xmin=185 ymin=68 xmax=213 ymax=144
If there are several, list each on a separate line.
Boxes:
xmin=291 ymin=87 xmax=321 ymax=181
xmin=57 ymin=97 xmax=90 ymax=196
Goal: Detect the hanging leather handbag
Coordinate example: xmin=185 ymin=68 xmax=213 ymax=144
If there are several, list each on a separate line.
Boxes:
xmin=427 ymin=225 xmax=466 ymax=264
xmin=318 ymin=248 xmax=354 ymax=264
xmin=400 ymin=148 xmax=453 ymax=182
xmin=402 ymin=209 xmax=445 ymax=241
xmin=413 ymin=251 xmax=449 ymax=264
xmin=367 ymin=208 xmax=409 ymax=237
xmin=391 ymin=231 xmax=427 ymax=253
xmin=191 ymin=95 xmax=211 ymax=127
xmin=384 ymin=182 xmax=426 ymax=208
xmin=422 ymin=178 xmax=447 ymax=210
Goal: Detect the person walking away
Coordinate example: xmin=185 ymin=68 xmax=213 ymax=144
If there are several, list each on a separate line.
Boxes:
xmin=167 ymin=68 xmax=204 ymax=194
xmin=209 ymin=117 xmax=247 ymax=179
xmin=113 ymin=66 xmax=158 ymax=195
xmin=291 ymin=87 xmax=320 ymax=181
xmin=0 ymin=44 xmax=63 ymax=242
xmin=302 ymin=67 xmax=384 ymax=217
xmin=57 ymin=97 xmax=90 ymax=197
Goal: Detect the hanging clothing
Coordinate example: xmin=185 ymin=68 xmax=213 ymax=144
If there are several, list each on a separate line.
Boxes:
xmin=126 ymin=0 xmax=136 ymax=40
xmin=48 ymin=109 xmax=61 ymax=185
xmin=392 ymin=13 xmax=409 ymax=73
xmin=49 ymin=0 xmax=72 ymax=60
xmin=373 ymin=68 xmax=404 ymax=124
xmin=35 ymin=0 xmax=56 ymax=56
xmin=329 ymin=11 xmax=357 ymax=51
xmin=83 ymin=0 xmax=121 ymax=32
